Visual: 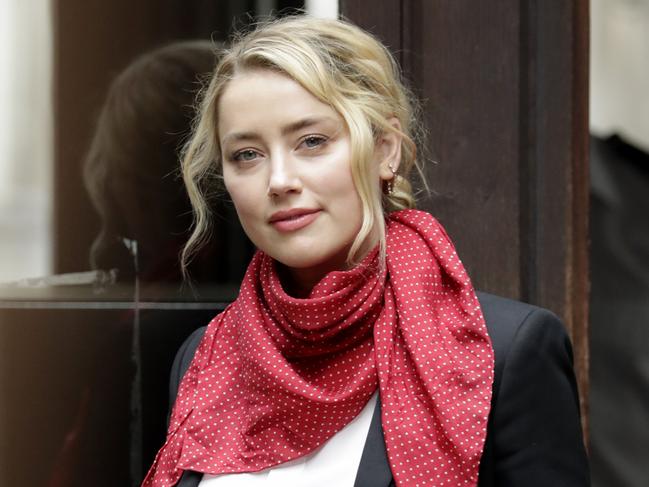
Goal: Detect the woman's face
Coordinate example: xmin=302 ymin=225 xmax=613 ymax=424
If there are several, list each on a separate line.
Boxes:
xmin=218 ymin=69 xmax=376 ymax=292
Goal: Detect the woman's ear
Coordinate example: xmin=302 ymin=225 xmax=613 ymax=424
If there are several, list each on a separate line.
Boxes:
xmin=377 ymin=117 xmax=403 ymax=182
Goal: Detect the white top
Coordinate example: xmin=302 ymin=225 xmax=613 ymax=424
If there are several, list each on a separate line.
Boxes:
xmin=199 ymin=392 xmax=378 ymax=487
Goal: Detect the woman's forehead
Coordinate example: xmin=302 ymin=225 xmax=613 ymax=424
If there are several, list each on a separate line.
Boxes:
xmin=217 ymin=70 xmax=343 ymax=140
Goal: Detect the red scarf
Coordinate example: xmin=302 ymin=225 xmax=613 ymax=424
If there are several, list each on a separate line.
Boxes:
xmin=143 ymin=210 xmax=494 ymax=486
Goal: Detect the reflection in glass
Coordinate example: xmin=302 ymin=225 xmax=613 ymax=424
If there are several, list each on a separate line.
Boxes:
xmin=83 ymin=41 xmax=253 ymax=302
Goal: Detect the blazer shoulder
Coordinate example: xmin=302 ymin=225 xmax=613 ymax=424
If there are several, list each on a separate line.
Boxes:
xmin=476 ymin=292 xmax=572 ymax=395
xmin=476 ymin=293 xmax=588 ymax=486
xmin=476 ymin=291 xmax=559 ymax=340
xmin=476 ymin=291 xmax=567 ymax=353
xmin=167 ymin=327 xmax=208 ymax=487
xmin=169 ymin=326 xmax=207 ymax=409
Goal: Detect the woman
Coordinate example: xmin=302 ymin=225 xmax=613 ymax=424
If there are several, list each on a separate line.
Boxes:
xmin=144 ymin=16 xmax=589 ymax=487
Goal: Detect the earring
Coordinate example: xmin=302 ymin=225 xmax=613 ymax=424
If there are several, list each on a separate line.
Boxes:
xmin=385 ymin=163 xmax=397 ymax=195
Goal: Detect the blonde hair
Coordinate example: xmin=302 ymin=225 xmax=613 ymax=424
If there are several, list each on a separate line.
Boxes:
xmin=181 ymin=15 xmax=426 ymax=273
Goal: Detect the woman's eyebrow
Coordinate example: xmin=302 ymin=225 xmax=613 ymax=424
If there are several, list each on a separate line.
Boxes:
xmin=222 ymin=116 xmax=337 ymax=145
xmin=280 ymin=116 xmax=336 ymax=136
xmin=221 ymin=131 xmax=261 ymax=145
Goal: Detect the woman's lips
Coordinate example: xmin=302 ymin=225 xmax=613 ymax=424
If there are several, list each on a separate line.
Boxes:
xmin=269 ymin=209 xmax=321 ymax=232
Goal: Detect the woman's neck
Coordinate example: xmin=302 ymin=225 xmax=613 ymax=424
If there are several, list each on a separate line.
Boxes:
xmin=278 ymin=258 xmax=347 ymax=298
xmin=277 ymin=232 xmax=380 ymax=298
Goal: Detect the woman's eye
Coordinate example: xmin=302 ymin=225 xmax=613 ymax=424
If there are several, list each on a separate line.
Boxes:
xmin=301 ymin=135 xmax=327 ymax=149
xmin=233 ymin=149 xmax=259 ymax=162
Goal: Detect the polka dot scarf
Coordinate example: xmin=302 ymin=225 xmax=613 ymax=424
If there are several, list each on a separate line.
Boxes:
xmin=143 ymin=210 xmax=494 ymax=486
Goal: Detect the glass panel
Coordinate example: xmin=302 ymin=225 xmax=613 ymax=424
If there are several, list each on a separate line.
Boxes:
xmin=0 ymin=2 xmax=304 ymax=486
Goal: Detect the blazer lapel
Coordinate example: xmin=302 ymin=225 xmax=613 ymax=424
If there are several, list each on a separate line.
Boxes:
xmin=354 ymin=396 xmax=395 ymax=487
xmin=176 ymin=469 xmax=201 ymax=487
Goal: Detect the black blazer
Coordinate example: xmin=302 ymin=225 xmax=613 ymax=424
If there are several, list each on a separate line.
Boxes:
xmin=167 ymin=292 xmax=590 ymax=486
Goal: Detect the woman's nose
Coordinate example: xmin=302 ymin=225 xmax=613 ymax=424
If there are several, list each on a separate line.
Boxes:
xmin=267 ymin=153 xmax=301 ymax=197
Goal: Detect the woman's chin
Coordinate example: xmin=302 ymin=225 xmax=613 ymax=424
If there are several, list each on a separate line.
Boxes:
xmin=273 ymin=253 xmax=348 ymax=274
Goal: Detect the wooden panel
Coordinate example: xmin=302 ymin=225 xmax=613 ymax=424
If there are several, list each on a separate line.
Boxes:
xmin=340 ymin=0 xmax=402 ymax=58
xmin=343 ymin=0 xmax=590 ymax=420
xmin=346 ymin=0 xmax=523 ymax=298
xmin=520 ymin=0 xmax=590 ymax=428
xmin=571 ymin=0 xmax=589 ymax=432
xmin=406 ymin=1 xmax=523 ymax=299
